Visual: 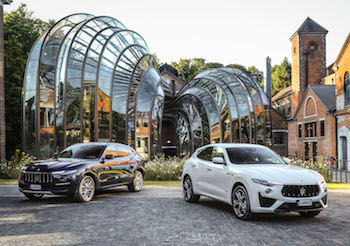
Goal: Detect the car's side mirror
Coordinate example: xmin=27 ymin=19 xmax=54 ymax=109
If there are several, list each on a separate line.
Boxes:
xmin=283 ymin=157 xmax=291 ymax=164
xmin=105 ymin=154 xmax=114 ymax=160
xmin=212 ymin=157 xmax=225 ymax=165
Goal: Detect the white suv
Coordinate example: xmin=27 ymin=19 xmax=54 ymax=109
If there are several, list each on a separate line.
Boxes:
xmin=181 ymin=144 xmax=328 ymax=220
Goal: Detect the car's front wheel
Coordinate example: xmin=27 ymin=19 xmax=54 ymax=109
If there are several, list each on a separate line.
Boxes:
xmin=232 ymin=185 xmax=253 ymax=220
xmin=128 ymin=170 xmax=144 ymax=192
xmin=183 ymin=176 xmax=200 ymax=203
xmin=298 ymin=211 xmax=321 ymax=217
xmin=76 ymin=175 xmax=95 ymax=202
xmin=24 ymin=193 xmax=44 ymax=200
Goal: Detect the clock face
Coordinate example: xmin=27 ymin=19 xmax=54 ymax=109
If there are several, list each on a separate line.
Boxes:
xmin=310 ymin=44 xmax=316 ymax=50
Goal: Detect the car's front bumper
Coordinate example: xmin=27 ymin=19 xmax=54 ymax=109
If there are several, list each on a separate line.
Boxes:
xmin=18 ymin=172 xmax=81 ymax=196
xmin=249 ymin=183 xmax=328 ymax=213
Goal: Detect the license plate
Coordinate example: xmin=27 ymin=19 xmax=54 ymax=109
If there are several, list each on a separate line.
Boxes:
xmin=30 ymin=184 xmax=42 ymax=190
xmin=297 ymin=199 xmax=312 ymax=207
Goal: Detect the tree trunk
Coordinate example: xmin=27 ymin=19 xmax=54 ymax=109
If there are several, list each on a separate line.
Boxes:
xmin=0 ymin=2 xmax=6 ymax=160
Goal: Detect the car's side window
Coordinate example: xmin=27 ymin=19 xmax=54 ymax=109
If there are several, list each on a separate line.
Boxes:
xmin=197 ymin=147 xmax=213 ymax=161
xmin=115 ymin=146 xmax=132 ymax=157
xmin=104 ymin=146 xmax=118 ymax=158
xmin=211 ymin=146 xmax=225 ymax=164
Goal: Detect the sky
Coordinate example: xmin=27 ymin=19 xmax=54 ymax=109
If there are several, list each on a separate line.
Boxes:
xmin=4 ymin=0 xmax=350 ymax=74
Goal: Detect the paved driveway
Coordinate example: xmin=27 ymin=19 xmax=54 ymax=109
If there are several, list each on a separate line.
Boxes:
xmin=0 ymin=186 xmax=349 ymax=246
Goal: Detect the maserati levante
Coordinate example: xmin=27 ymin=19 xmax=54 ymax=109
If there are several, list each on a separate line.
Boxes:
xmin=182 ymin=144 xmax=328 ymax=220
xmin=19 ymin=143 xmax=145 ymax=202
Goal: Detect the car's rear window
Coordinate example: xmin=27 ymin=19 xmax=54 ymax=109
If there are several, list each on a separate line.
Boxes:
xmin=59 ymin=145 xmax=106 ymax=159
xmin=226 ymin=147 xmax=285 ymax=165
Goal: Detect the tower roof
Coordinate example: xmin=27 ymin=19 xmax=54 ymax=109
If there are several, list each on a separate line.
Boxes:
xmin=290 ymin=17 xmax=328 ymax=40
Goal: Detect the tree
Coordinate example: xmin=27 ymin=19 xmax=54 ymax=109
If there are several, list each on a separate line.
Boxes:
xmin=4 ymin=4 xmax=54 ymax=157
xmin=247 ymin=66 xmax=264 ymax=84
xmin=170 ymin=58 xmax=207 ymax=82
xmin=205 ymin=62 xmax=224 ymax=69
xmin=271 ymin=57 xmax=291 ymax=96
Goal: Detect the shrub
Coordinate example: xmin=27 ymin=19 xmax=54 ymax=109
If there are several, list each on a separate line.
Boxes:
xmin=289 ymin=156 xmax=332 ymax=182
xmin=0 ymin=150 xmax=35 ymax=179
xmin=144 ymin=155 xmax=186 ymax=181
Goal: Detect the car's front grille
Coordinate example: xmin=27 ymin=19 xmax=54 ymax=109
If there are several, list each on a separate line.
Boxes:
xmin=282 ymin=185 xmax=319 ymax=197
xmin=24 ymin=172 xmax=53 ymax=183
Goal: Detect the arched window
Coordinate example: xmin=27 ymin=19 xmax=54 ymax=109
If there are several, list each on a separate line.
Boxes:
xmin=345 ymin=72 xmax=349 ymax=106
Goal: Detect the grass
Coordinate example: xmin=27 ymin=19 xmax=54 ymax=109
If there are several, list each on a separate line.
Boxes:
xmin=1 ymin=179 xmax=349 ymax=189
xmin=327 ymin=183 xmax=350 ymax=189
xmin=0 ymin=179 xmax=18 ymax=185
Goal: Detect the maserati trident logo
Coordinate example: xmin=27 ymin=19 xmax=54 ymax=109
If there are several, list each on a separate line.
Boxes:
xmin=299 ymin=186 xmax=306 ymax=196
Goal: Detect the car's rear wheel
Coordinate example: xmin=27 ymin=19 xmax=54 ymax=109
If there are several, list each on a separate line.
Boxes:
xmin=232 ymin=185 xmax=253 ymax=220
xmin=298 ymin=211 xmax=321 ymax=217
xmin=24 ymin=193 xmax=44 ymax=200
xmin=183 ymin=176 xmax=200 ymax=203
xmin=76 ymin=175 xmax=95 ymax=202
xmin=128 ymin=170 xmax=143 ymax=192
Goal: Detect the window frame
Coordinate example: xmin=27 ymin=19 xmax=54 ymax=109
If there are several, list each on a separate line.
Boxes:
xmin=344 ymin=72 xmax=349 ymax=106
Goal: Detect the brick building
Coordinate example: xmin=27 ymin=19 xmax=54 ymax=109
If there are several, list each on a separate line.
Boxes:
xmin=272 ymin=17 xmax=337 ymax=161
xmin=333 ymin=33 xmax=350 ymax=171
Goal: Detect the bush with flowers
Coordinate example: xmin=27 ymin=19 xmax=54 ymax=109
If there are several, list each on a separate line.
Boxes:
xmin=0 ymin=149 xmax=35 ymax=179
xmin=144 ymin=155 xmax=186 ymax=181
xmin=289 ymin=156 xmax=332 ymax=182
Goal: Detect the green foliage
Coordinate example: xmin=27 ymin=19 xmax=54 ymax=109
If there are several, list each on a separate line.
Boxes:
xmin=271 ymin=57 xmax=291 ymax=96
xmin=4 ymin=4 xmax=54 ymax=157
xmin=144 ymin=155 xmax=186 ymax=181
xmin=171 ymin=59 xmax=263 ymax=83
xmin=0 ymin=150 xmax=34 ymax=179
xmin=289 ymin=156 xmax=332 ymax=182
xmin=226 ymin=64 xmax=264 ymax=83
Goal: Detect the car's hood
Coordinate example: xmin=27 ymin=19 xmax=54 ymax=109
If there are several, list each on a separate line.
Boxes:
xmin=26 ymin=158 xmax=91 ymax=172
xmin=238 ymin=164 xmax=323 ymax=185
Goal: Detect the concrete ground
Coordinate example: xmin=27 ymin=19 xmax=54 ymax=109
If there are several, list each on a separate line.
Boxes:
xmin=0 ymin=186 xmax=349 ymax=246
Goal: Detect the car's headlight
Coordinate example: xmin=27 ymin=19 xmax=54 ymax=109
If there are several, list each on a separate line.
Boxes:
xmin=320 ymin=180 xmax=327 ymax=192
xmin=252 ymin=178 xmax=281 ymax=187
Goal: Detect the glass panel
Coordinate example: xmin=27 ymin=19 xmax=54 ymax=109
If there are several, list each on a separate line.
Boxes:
xmin=182 ymin=103 xmax=202 ymax=150
xmin=23 ymin=34 xmax=46 ymax=156
xmin=177 ymin=114 xmax=191 ymax=157
xmin=150 ymin=85 xmax=165 ymax=158
xmin=134 ymin=65 xmax=161 ymax=159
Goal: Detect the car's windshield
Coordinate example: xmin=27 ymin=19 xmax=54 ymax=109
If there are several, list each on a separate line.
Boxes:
xmin=226 ymin=147 xmax=285 ymax=165
xmin=59 ymin=145 xmax=106 ymax=159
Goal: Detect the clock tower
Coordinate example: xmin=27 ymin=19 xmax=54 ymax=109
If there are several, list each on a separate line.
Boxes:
xmin=290 ymin=17 xmax=328 ymax=116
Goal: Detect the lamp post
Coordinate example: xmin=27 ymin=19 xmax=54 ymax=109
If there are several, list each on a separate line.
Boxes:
xmin=0 ymin=0 xmax=12 ymax=160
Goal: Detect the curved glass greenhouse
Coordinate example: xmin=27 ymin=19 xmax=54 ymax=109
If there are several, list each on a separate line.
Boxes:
xmin=23 ymin=13 xmax=271 ymax=160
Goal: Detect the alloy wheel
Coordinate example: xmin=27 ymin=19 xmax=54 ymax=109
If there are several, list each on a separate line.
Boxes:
xmin=233 ymin=187 xmax=248 ymax=218
xmin=183 ymin=178 xmax=192 ymax=201
xmin=79 ymin=176 xmax=95 ymax=202
xmin=134 ymin=171 xmax=144 ymax=191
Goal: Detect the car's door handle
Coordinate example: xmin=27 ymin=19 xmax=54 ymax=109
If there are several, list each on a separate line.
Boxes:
xmin=207 ymin=168 xmax=212 ymax=171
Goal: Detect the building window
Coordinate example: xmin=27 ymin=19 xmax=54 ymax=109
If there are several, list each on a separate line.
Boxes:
xmin=282 ymin=104 xmax=286 ymax=116
xmin=298 ymin=124 xmax=302 ymax=138
xmin=305 ymin=122 xmax=317 ymax=138
xmin=287 ymin=101 xmax=291 ymax=117
xmin=345 ymin=72 xmax=349 ymax=106
xmin=273 ymin=133 xmax=284 ymax=145
xmin=320 ymin=120 xmax=325 ymax=137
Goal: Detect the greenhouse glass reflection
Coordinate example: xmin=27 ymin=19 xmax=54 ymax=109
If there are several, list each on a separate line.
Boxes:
xmin=23 ymin=14 xmax=272 ymax=160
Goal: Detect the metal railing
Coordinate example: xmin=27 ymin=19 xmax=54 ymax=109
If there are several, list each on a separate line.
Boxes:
xmin=287 ymin=155 xmax=350 ymax=184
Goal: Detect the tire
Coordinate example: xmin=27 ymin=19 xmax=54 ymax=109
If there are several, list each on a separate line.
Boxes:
xmin=24 ymin=193 xmax=44 ymax=200
xmin=183 ymin=176 xmax=200 ymax=203
xmin=76 ymin=175 xmax=95 ymax=202
xmin=128 ymin=170 xmax=144 ymax=192
xmin=232 ymin=185 xmax=253 ymax=220
xmin=298 ymin=211 xmax=321 ymax=217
